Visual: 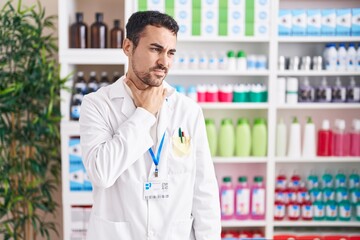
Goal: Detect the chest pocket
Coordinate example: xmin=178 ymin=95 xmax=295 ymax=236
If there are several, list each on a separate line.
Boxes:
xmin=168 ymin=135 xmax=194 ymax=174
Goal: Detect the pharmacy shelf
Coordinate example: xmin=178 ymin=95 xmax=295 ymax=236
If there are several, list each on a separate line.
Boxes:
xmin=222 ymin=220 xmax=266 ymax=228
xmin=277 ymin=71 xmax=360 ymax=76
xmin=170 ymin=69 xmax=269 ymax=76
xmin=200 ymin=103 xmax=269 ymax=109
xmin=273 ymin=221 xmax=360 ymax=227
xmin=274 ymin=157 xmax=360 ymax=163
xmin=59 ymin=49 xmax=127 ymax=64
xmin=64 ymin=192 xmax=93 ymax=205
xmin=277 ymin=103 xmax=360 ymax=109
xmin=178 ymin=36 xmax=270 ymax=43
xmin=213 ymin=157 xmax=268 ymax=163
xmin=278 ymin=36 xmax=360 ymax=43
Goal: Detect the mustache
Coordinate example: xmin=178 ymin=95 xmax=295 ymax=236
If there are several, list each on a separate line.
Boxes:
xmin=150 ymin=65 xmax=168 ymax=72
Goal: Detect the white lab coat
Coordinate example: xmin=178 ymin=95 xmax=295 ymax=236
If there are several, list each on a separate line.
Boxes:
xmin=79 ymin=76 xmax=221 ymax=240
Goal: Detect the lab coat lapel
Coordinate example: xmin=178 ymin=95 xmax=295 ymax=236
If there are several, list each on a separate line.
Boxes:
xmin=110 ymin=77 xmax=136 ymax=119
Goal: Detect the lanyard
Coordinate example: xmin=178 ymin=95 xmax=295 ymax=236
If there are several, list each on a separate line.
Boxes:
xmin=148 ymin=132 xmax=165 ymax=177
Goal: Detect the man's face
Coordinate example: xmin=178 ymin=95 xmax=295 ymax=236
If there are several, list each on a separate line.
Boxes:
xmin=127 ymin=25 xmax=177 ymax=87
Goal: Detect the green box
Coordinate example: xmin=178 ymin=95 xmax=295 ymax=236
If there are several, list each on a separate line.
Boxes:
xmin=219 ymin=23 xmax=228 ymax=36
xmin=165 ymin=8 xmax=174 ymax=17
xmin=219 ymin=0 xmax=228 ymax=8
xmin=165 ymin=0 xmax=175 ymax=9
xmin=192 ymin=7 xmax=201 ymax=22
xmin=138 ymin=0 xmax=147 ymax=11
xmin=245 ymin=22 xmax=254 ymax=36
xmin=192 ymin=0 xmax=201 ymax=8
xmin=192 ymin=23 xmax=201 ymax=36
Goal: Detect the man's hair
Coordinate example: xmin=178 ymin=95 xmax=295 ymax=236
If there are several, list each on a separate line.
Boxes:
xmin=126 ymin=11 xmax=179 ymax=48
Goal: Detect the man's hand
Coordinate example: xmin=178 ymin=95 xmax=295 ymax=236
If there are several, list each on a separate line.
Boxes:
xmin=125 ymin=78 xmax=167 ymax=115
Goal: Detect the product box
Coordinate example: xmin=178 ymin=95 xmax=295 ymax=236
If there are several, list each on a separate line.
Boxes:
xmin=352 ymin=8 xmax=360 ymax=36
xmin=255 ymin=21 xmax=269 ymax=37
xmin=255 ymin=0 xmax=270 ymax=23
xmin=321 ymin=9 xmax=336 ymax=36
xmin=69 ymin=137 xmax=81 ymax=163
xmin=201 ymin=7 xmax=219 ymax=36
xmin=307 ymin=9 xmax=321 ymax=36
xmin=83 ymin=165 xmax=93 ymax=191
xmin=147 ymin=0 xmax=165 ymax=12
xmin=278 ymin=10 xmax=292 ymax=36
xmin=336 ymin=9 xmax=352 ymax=36
xmin=70 ymin=162 xmax=84 ymax=191
xmin=292 ymin=9 xmax=307 ymax=36
xmin=228 ymin=0 xmax=245 ymax=37
xmin=175 ymin=6 xmax=192 ymax=36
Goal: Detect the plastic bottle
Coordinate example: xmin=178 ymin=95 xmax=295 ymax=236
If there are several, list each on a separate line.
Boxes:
xmin=205 ymin=84 xmax=218 ymax=102
xmin=347 ymin=43 xmax=357 ymax=71
xmin=188 ymin=52 xmax=199 ymax=70
xmin=322 ymin=170 xmax=334 ymax=189
xmin=227 ymin=50 xmax=236 ymax=71
xmin=313 ymin=201 xmax=325 ymax=221
xmin=335 ymin=170 xmax=347 ymax=188
xmin=87 ymin=71 xmax=99 ymax=93
xmin=349 ymin=169 xmax=360 ymax=189
xmin=315 ymin=77 xmax=332 ymax=102
xmin=333 ymin=119 xmax=349 ymax=156
xmin=247 ymin=55 xmax=256 ymax=70
xmin=237 ymin=50 xmax=247 ymax=71
xmin=337 ymin=43 xmax=347 ymax=71
xmin=235 ymin=176 xmax=251 ymax=220
xmin=276 ymin=118 xmax=287 ymax=157
xmin=251 ymin=118 xmax=267 ymax=156
xmin=323 ymin=44 xmax=330 ymax=69
xmin=91 ymin=13 xmax=107 ymax=48
xmin=297 ymin=182 xmax=309 ymax=204
xmin=298 ymin=77 xmax=315 ymax=102
xmin=70 ymin=12 xmax=88 ymax=48
xmin=287 ymin=117 xmax=301 ymax=157
xmin=70 ymin=94 xmax=83 ymax=120
xmin=197 ymin=84 xmax=207 ymax=102
xmin=336 ymin=186 xmax=349 ymax=204
xmin=286 ymin=77 xmax=298 ymax=104
xmin=332 ymin=77 xmax=346 ymax=102
xmin=208 ymin=52 xmax=218 ymax=70
xmin=287 ymin=199 xmax=300 ymax=221
xmin=346 ymin=77 xmax=360 ymax=102
xmin=274 ymin=200 xmax=286 ymax=221
xmin=187 ymin=85 xmax=197 ymax=102
xmin=301 ymin=200 xmax=313 ymax=221
xmin=110 ymin=19 xmax=124 ymax=49
xmin=339 ymin=199 xmax=352 ymax=221
xmin=233 ymin=84 xmax=250 ymax=103
xmin=251 ymin=176 xmax=266 ymax=220
xmin=198 ymin=52 xmax=208 ymax=70
xmin=99 ymin=71 xmax=109 ymax=88
xmin=74 ymin=71 xmax=87 ymax=95
xmin=218 ymin=118 xmax=235 ymax=157
xmin=325 ymin=200 xmax=338 ymax=221
xmin=302 ymin=117 xmax=316 ymax=157
xmin=323 ymin=187 xmax=335 ymax=202
xmin=218 ymin=84 xmax=233 ymax=102
xmin=350 ymin=120 xmax=360 ymax=156
xmin=275 ymin=170 xmax=287 ymax=204
xmin=317 ymin=119 xmax=333 ymax=156
xmin=220 ymin=177 xmax=235 ymax=220
xmin=325 ymin=43 xmax=337 ymax=71
xmin=205 ymin=119 xmax=217 ymax=157
xmin=218 ymin=51 xmax=228 ymax=70
xmin=235 ymin=118 xmax=251 ymax=156
xmin=307 ymin=171 xmax=319 ymax=190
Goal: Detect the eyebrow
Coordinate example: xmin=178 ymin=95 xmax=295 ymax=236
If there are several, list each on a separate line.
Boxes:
xmin=150 ymin=43 xmax=176 ymax=53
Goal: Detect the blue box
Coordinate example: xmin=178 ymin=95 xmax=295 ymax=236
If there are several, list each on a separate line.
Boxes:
xmin=83 ymin=165 xmax=93 ymax=191
xmin=321 ymin=9 xmax=336 ymax=36
xmin=336 ymin=9 xmax=351 ymax=36
xmin=69 ymin=137 xmax=82 ymax=163
xmin=278 ymin=10 xmax=292 ymax=36
xmin=352 ymin=8 xmax=360 ymax=36
xmin=70 ymin=162 xmax=84 ymax=191
xmin=292 ymin=10 xmax=307 ymax=36
xmin=307 ymin=9 xmax=321 ymax=36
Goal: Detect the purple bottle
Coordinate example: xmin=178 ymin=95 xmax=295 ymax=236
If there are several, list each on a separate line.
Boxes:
xmin=299 ymin=77 xmax=315 ymax=102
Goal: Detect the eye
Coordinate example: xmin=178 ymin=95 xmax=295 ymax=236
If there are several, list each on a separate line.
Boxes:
xmin=151 ymin=48 xmax=162 ymax=53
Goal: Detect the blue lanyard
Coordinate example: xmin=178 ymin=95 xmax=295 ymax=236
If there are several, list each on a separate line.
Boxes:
xmin=148 ymin=132 xmax=166 ymax=177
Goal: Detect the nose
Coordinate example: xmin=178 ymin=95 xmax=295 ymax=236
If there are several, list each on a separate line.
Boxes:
xmin=157 ymin=53 xmax=171 ymax=69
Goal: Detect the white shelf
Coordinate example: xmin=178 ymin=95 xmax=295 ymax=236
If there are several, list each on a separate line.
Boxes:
xmin=277 ymin=103 xmax=360 ymax=109
xmin=278 ymin=36 xmax=360 ymax=43
xmin=213 ymin=157 xmax=268 ymax=163
xmin=274 ymin=220 xmax=360 ymax=227
xmin=169 ymin=69 xmax=269 ymax=76
xmin=59 ymin=49 xmax=127 ymax=64
xmin=64 ymin=192 xmax=93 ymax=205
xmin=274 ymin=157 xmax=360 ymax=163
xmin=277 ymin=71 xmax=360 ymax=76
xmin=178 ymin=36 xmax=270 ymax=42
xmin=199 ymin=103 xmax=268 ymax=109
xmin=222 ymin=220 xmax=266 ymax=227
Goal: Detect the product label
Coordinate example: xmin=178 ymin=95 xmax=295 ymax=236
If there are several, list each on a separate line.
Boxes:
xmin=236 ymin=188 xmax=250 ymax=215
xmin=297 ymin=190 xmax=309 ymax=203
xmin=274 ymin=204 xmax=285 ymax=219
xmin=301 ymin=204 xmax=313 ymax=219
xmin=252 ymin=188 xmax=265 ymax=216
xmin=314 ymin=204 xmax=325 ymax=218
xmin=323 ymin=188 xmax=335 ymax=202
xmin=287 ymin=191 xmax=297 ymax=203
xmin=288 ymin=203 xmax=300 ymax=219
xmin=326 ymin=204 xmax=338 ymax=218
xmin=221 ymin=189 xmax=235 ymax=216
xmin=339 ymin=204 xmax=351 ymax=219
xmin=275 ymin=191 xmax=286 ymax=203
xmin=71 ymin=106 xmax=81 ymax=119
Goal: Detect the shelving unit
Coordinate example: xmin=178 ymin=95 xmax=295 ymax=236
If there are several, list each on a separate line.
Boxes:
xmin=59 ymin=0 xmax=360 ymax=239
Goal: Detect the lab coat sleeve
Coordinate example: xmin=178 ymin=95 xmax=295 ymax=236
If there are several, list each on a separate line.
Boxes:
xmin=192 ymin=108 xmax=221 ymax=240
xmin=80 ymin=95 xmax=155 ymax=189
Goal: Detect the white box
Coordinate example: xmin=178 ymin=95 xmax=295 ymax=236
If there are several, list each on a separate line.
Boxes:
xmin=278 ymin=10 xmax=292 ymax=36
xmin=147 ymin=0 xmax=165 ymax=12
xmin=307 ymin=9 xmax=321 ymax=36
xmin=228 ymin=0 xmax=245 ymax=37
xmin=201 ymin=6 xmax=219 ymax=36
xmin=292 ymin=10 xmax=307 ymax=36
xmin=336 ymin=9 xmax=351 ymax=36
xmin=321 ymin=9 xmax=336 ymax=36
xmin=255 ymin=21 xmax=270 ymax=37
xmin=255 ymin=0 xmax=270 ymax=23
xmin=175 ymin=4 xmax=192 ymax=37
xmin=352 ymin=8 xmax=360 ymax=36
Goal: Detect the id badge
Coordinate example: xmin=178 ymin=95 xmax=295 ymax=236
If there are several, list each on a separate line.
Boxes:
xmin=144 ymin=181 xmax=169 ymax=200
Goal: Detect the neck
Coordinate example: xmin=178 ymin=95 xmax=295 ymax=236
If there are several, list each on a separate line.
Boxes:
xmin=125 ymin=72 xmax=149 ymax=90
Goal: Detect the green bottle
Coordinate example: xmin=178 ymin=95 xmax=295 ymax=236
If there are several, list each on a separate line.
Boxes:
xmin=235 ymin=118 xmax=251 ymax=156
xmin=339 ymin=200 xmax=352 ymax=221
xmin=218 ymin=118 xmax=235 ymax=157
xmin=313 ymin=201 xmax=325 ymax=221
xmin=205 ymin=119 xmax=217 ymax=157
xmin=325 ymin=200 xmax=338 ymax=221
xmin=251 ymin=118 xmax=267 ymax=156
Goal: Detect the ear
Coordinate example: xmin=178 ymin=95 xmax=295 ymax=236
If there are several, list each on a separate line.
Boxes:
xmin=122 ymin=38 xmax=133 ymax=57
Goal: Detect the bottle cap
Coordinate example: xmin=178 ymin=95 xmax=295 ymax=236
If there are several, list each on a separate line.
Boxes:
xmin=223 ymin=176 xmax=232 ymax=182
xmin=77 ymin=71 xmax=84 ymax=77
xmin=307 ymin=116 xmax=313 ymax=124
xmin=238 ymin=176 xmax=247 ymax=182
xmin=254 ymin=176 xmax=263 ymax=182
xmin=321 ymin=77 xmax=327 ymax=86
xmin=221 ymin=118 xmax=233 ymax=125
xmin=101 ymin=71 xmax=108 ymax=77
xmin=335 ymin=77 xmax=342 ymax=87
xmin=237 ymin=50 xmax=246 ymax=58
xmin=205 ymin=118 xmax=215 ymax=125
xmin=349 ymin=43 xmax=355 ymax=47
xmin=254 ymin=118 xmax=266 ymax=125
xmin=322 ymin=119 xmax=330 ymax=130
xmin=90 ymin=71 xmax=96 ymax=77
xmin=339 ymin=43 xmax=346 ymax=47
xmin=352 ymin=119 xmax=360 ymax=131
xmin=237 ymin=118 xmax=249 ymax=125
xmin=335 ymin=119 xmax=346 ymax=130
xmin=227 ymin=50 xmax=235 ymax=58
xmin=96 ymin=12 xmax=104 ymax=22
xmin=76 ymin=12 xmax=84 ymax=22
xmin=349 ymin=77 xmax=356 ymax=87
xmin=114 ymin=19 xmax=120 ymax=27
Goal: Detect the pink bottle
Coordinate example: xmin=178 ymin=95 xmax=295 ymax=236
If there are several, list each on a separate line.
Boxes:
xmin=220 ymin=176 xmax=234 ymax=220
xmin=218 ymin=84 xmax=233 ymax=102
xmin=317 ymin=119 xmax=333 ymax=156
xmin=333 ymin=119 xmax=349 ymax=156
xmin=350 ymin=119 xmax=360 ymax=156
xmin=197 ymin=84 xmax=206 ymax=102
xmin=205 ymin=84 xmax=218 ymax=102
xmin=235 ymin=176 xmax=250 ymax=220
xmin=251 ymin=176 xmax=266 ymax=220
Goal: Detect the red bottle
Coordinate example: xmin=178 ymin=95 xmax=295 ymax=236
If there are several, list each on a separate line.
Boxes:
xmin=274 ymin=201 xmax=286 ymax=220
xmin=301 ymin=200 xmax=313 ymax=220
xmin=317 ymin=119 xmax=333 ymax=156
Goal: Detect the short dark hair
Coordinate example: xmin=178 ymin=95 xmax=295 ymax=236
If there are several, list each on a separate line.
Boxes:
xmin=126 ymin=11 xmax=179 ymax=48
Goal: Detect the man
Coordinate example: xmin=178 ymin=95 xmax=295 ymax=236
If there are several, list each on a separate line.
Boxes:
xmin=80 ymin=11 xmax=221 ymax=240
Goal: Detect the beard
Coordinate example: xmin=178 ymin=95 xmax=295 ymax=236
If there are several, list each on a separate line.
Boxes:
xmin=131 ymin=59 xmax=168 ymax=87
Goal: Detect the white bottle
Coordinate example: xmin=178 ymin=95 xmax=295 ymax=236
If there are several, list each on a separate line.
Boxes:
xmin=278 ymin=77 xmax=286 ymax=105
xmin=325 ymin=43 xmax=337 ymax=71
xmin=288 ymin=116 xmax=301 ymax=158
xmin=237 ymin=50 xmax=247 ymax=71
xmin=188 ymin=52 xmax=199 ymax=70
xmin=337 ymin=43 xmax=347 ymax=71
xmin=227 ymin=50 xmax=236 ymax=71
xmin=276 ymin=118 xmax=287 ymax=157
xmin=286 ymin=77 xmax=299 ymax=104
xmin=208 ymin=52 xmax=218 ymax=70
xmin=323 ymin=43 xmax=330 ymax=69
xmin=218 ymin=51 xmax=228 ymax=70
xmin=347 ymin=43 xmax=357 ymax=71
xmin=302 ymin=117 xmax=316 ymax=157
xmin=199 ymin=52 xmax=208 ymax=70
